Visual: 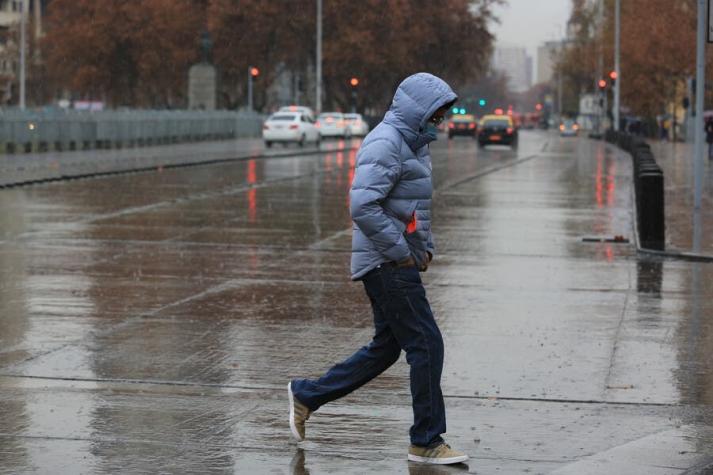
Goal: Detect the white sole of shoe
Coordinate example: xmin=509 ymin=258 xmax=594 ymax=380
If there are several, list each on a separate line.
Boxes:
xmin=287 ymin=382 xmax=303 ymax=441
xmin=407 ymin=453 xmax=468 ymax=465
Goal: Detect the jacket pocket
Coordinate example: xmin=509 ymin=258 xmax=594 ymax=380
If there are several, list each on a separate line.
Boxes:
xmin=405 ymin=211 xmax=417 ymax=234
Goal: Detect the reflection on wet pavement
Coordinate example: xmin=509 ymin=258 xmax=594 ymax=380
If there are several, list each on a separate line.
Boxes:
xmin=1 ymin=131 xmax=712 ymax=473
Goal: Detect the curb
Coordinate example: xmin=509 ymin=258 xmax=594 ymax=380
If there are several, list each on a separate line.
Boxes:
xmin=0 ymin=145 xmax=358 ymax=190
xmin=605 ymin=141 xmax=713 ymax=263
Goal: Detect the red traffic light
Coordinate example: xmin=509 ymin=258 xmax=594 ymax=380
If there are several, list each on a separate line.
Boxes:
xmin=609 ymin=71 xmax=618 ymax=80
xmin=535 ymin=103 xmax=543 ymax=111
xmin=598 ymin=79 xmax=607 ymax=89
xmin=350 ymin=77 xmax=359 ymax=87
xmin=250 ymin=67 xmax=260 ymax=77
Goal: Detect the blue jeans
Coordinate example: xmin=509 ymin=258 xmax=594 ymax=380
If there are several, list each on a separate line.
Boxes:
xmin=291 ymin=264 xmax=446 ymax=447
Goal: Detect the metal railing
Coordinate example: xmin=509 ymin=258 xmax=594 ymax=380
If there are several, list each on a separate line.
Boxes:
xmin=0 ymin=109 xmax=264 ymax=153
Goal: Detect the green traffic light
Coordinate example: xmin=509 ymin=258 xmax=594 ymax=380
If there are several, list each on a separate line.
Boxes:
xmin=452 ymin=107 xmax=459 ymax=114
xmin=479 ymin=99 xmax=486 ymax=106
xmin=459 ymin=108 xmax=465 ymax=114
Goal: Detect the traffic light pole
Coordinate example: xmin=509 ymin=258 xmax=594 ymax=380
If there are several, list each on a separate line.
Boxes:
xmin=247 ymin=67 xmax=253 ymax=111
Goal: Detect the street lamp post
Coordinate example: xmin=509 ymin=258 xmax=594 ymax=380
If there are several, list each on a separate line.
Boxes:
xmin=19 ymin=0 xmax=26 ymax=110
xmin=316 ymin=0 xmax=322 ymax=113
xmin=693 ymin=0 xmax=706 ymax=212
xmin=613 ymin=0 xmax=620 ymax=131
xmin=597 ymin=0 xmax=604 ymax=133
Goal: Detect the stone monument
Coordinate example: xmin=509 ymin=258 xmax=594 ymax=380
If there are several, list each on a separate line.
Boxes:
xmin=188 ymin=31 xmax=217 ymax=110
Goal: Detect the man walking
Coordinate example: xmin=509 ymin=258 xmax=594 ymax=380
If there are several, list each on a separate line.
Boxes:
xmin=705 ymin=117 xmax=713 ymax=159
xmin=288 ymin=73 xmax=468 ymax=465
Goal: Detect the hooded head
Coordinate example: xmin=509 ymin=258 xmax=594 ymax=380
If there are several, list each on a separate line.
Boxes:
xmin=384 ymin=73 xmax=458 ymax=151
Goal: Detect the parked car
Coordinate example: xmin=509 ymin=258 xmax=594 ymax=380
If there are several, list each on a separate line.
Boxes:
xmin=262 ymin=112 xmax=320 ymax=147
xmin=477 ymin=115 xmax=518 ymax=148
xmin=278 ymin=105 xmax=315 ymax=121
xmin=559 ymin=119 xmax=579 ymax=137
xmin=343 ymin=113 xmax=370 ymax=136
xmin=316 ymin=112 xmax=349 ymax=138
xmin=447 ymin=114 xmax=478 ymax=139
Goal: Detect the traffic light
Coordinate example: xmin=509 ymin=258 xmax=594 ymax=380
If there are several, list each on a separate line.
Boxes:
xmin=459 ymin=108 xmax=466 ymax=114
xmin=535 ymin=103 xmax=543 ymax=111
xmin=598 ymin=79 xmax=607 ymax=90
xmin=479 ymin=99 xmax=486 ymax=107
xmin=609 ymin=70 xmax=617 ymax=85
xmin=452 ymin=107 xmax=459 ymax=114
xmin=350 ymin=77 xmax=359 ymax=87
xmin=250 ymin=67 xmax=260 ymax=77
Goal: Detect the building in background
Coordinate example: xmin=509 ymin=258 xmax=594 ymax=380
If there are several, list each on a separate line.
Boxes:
xmin=492 ymin=46 xmax=532 ymax=93
xmin=536 ymin=40 xmax=563 ymax=85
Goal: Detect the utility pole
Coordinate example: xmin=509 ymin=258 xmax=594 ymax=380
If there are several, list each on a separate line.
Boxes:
xmin=557 ymin=69 xmax=563 ymax=118
xmin=596 ymin=0 xmax=604 ymax=133
xmin=693 ymin=0 xmax=706 ymax=211
xmin=316 ymin=0 xmax=322 ymax=113
xmin=613 ymin=0 xmax=621 ymax=131
xmin=19 ymin=0 xmax=26 ymax=110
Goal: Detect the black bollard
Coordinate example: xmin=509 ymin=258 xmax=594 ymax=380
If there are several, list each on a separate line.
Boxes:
xmin=638 ymin=170 xmax=665 ymax=250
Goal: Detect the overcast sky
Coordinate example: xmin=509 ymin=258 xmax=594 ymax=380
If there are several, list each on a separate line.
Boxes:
xmin=490 ymin=0 xmax=572 ymax=64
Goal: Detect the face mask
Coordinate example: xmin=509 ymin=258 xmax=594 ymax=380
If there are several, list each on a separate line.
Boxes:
xmin=422 ymin=123 xmax=439 ymax=141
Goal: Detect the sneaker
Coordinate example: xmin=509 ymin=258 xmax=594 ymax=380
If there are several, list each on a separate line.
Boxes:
xmin=408 ymin=442 xmax=468 ymax=465
xmin=288 ymin=382 xmax=311 ymax=441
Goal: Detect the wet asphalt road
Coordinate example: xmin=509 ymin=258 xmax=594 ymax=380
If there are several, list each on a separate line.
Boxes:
xmin=1 ymin=131 xmax=713 ymax=474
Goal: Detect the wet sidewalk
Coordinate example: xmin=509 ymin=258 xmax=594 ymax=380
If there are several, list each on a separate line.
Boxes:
xmin=647 ymin=141 xmax=713 ymax=255
xmin=0 ymin=131 xmax=712 ymax=474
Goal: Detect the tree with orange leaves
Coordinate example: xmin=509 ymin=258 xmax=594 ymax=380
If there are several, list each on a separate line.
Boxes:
xmin=556 ymin=0 xmax=712 ymax=119
xmin=208 ymin=0 xmax=499 ymax=112
xmin=43 ymin=0 xmax=204 ymax=107
xmin=42 ymin=0 xmax=499 ymax=111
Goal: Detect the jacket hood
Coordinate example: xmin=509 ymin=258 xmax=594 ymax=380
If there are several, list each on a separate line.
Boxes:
xmin=383 ymin=73 xmax=457 ymax=151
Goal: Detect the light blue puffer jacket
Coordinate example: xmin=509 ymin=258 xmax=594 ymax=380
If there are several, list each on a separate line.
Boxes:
xmin=349 ymin=73 xmax=457 ymax=280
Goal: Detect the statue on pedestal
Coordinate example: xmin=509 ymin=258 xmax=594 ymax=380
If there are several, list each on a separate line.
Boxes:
xmin=188 ymin=31 xmax=217 ymax=110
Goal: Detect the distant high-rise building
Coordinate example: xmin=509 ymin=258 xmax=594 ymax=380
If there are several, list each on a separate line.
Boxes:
xmin=536 ymin=41 xmax=563 ymax=85
xmin=492 ymin=46 xmax=532 ymax=93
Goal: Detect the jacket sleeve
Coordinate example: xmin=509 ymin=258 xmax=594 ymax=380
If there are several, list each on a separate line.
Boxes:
xmin=349 ymin=138 xmax=412 ymax=262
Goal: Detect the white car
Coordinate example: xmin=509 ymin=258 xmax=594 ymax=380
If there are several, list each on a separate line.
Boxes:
xmin=317 ymin=112 xmax=349 ymax=138
xmin=278 ymin=105 xmax=315 ymax=121
xmin=262 ymin=112 xmax=320 ymax=147
xmin=344 ymin=113 xmax=369 ymax=136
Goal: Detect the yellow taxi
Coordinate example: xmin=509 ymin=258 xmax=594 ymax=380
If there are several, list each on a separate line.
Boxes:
xmin=447 ymin=114 xmax=478 ymax=139
xmin=477 ymin=114 xmax=518 ymax=148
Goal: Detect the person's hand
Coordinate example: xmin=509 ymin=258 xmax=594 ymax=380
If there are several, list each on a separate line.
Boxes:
xmin=419 ymin=252 xmax=433 ymax=272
